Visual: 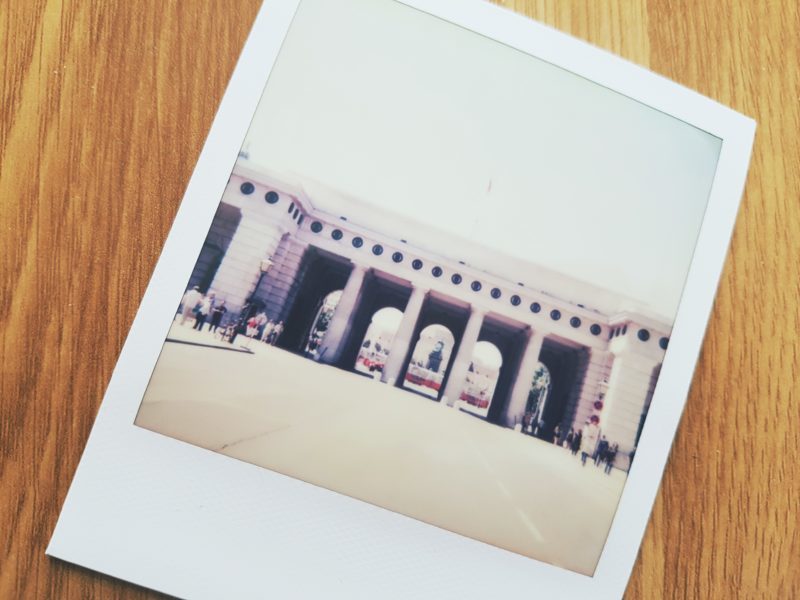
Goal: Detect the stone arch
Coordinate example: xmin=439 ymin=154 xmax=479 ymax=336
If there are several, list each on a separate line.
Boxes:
xmin=403 ymin=324 xmax=456 ymax=399
xmin=476 ymin=319 xmax=529 ymax=426
xmin=459 ymin=341 xmax=503 ymax=417
xmin=277 ymin=249 xmax=352 ymax=353
xmin=333 ymin=272 xmax=412 ymax=369
xmin=534 ymin=340 xmax=587 ymax=442
xmin=354 ymin=307 xmax=404 ymax=375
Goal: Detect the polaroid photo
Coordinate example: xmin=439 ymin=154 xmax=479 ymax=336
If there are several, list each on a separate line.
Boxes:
xmin=48 ymin=0 xmax=755 ymax=598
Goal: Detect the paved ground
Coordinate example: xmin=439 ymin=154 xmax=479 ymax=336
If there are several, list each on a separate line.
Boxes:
xmin=136 ymin=340 xmax=627 ymax=576
xmin=165 ymin=320 xmax=254 ymax=351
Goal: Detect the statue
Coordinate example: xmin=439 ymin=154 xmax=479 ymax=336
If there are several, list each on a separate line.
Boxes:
xmin=426 ymin=340 xmax=445 ymax=372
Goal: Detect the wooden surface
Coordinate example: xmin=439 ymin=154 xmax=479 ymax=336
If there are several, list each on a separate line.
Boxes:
xmin=1 ymin=1 xmax=797 ymax=598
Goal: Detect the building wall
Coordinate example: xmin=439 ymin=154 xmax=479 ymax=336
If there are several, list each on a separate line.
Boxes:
xmin=572 ymin=349 xmax=613 ymax=430
xmin=257 ymin=234 xmax=309 ymax=323
xmin=188 ymin=162 xmax=673 ymax=467
xmin=599 ymin=353 xmax=662 ymax=468
xmin=204 ymin=173 xmax=307 ymax=315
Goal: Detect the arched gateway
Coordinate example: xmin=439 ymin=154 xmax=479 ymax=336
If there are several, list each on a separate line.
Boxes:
xmin=186 ymin=159 xmax=671 ymax=470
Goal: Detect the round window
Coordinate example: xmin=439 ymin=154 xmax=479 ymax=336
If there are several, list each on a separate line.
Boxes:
xmin=310 ymin=221 xmax=323 ymax=233
xmin=265 ymin=191 xmax=279 ymax=204
xmin=240 ymin=182 xmax=255 ymax=195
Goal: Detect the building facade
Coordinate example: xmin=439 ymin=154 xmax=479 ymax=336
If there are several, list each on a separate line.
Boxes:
xmin=186 ymin=159 xmax=671 ymax=470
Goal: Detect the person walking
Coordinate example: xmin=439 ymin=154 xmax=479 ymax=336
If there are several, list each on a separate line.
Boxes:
xmin=552 ymin=424 xmax=561 ymax=445
xmin=193 ymin=294 xmax=213 ymax=331
xmin=565 ymin=429 xmax=574 ymax=450
xmin=522 ymin=413 xmax=533 ymax=436
xmin=255 ymin=312 xmax=268 ymax=340
xmin=604 ymin=443 xmax=618 ymax=475
xmin=594 ymin=435 xmax=609 ymax=467
xmin=580 ymin=420 xmax=600 ymax=466
xmin=180 ymin=286 xmax=203 ymax=325
xmin=209 ymin=300 xmax=227 ymax=334
xmin=571 ymin=429 xmax=582 ymax=456
xmin=263 ymin=320 xmax=275 ymax=344
xmin=246 ymin=315 xmax=259 ymax=338
xmin=270 ymin=321 xmax=284 ymax=346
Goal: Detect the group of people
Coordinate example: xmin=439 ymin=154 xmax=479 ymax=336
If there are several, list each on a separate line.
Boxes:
xmin=179 ymin=287 xmax=287 ymax=346
xmin=522 ymin=413 xmax=620 ymax=475
xmin=245 ymin=312 xmax=284 ymax=345
xmin=179 ymin=286 xmax=228 ymax=334
xmin=570 ymin=421 xmax=619 ymax=474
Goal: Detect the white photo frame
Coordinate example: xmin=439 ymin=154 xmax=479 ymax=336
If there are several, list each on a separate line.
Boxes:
xmin=48 ymin=0 xmax=755 ymax=598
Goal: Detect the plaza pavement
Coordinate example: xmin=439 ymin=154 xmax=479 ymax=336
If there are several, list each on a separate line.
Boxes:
xmin=165 ymin=320 xmax=258 ymax=352
xmin=136 ymin=336 xmax=627 ymax=575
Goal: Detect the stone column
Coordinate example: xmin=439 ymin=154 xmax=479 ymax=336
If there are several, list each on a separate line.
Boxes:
xmin=502 ymin=330 xmax=545 ymax=427
xmin=441 ymin=308 xmax=485 ymax=406
xmin=381 ymin=286 xmax=427 ymax=385
xmin=319 ymin=264 xmax=368 ymax=365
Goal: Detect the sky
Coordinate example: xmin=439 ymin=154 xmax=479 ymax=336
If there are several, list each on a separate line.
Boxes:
xmin=242 ymin=0 xmax=721 ymax=321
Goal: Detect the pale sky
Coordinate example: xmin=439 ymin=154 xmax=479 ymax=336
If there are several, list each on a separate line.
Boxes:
xmin=243 ymin=0 xmax=721 ymax=321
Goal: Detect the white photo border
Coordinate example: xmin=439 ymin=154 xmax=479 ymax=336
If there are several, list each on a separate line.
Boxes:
xmin=48 ymin=1 xmax=755 ymax=598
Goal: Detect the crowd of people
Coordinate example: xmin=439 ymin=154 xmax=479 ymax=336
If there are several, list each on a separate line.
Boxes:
xmin=178 ymin=286 xmax=283 ymax=345
xmin=569 ymin=421 xmax=619 ymax=474
xmin=522 ymin=413 xmax=620 ymax=474
xmin=244 ymin=312 xmax=284 ymax=345
xmin=179 ymin=286 xmax=228 ymax=333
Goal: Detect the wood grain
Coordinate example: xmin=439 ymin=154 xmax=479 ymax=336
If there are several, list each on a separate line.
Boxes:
xmin=1 ymin=1 xmax=797 ymax=598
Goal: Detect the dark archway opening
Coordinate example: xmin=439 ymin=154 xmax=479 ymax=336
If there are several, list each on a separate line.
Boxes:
xmin=336 ymin=273 xmax=411 ymax=370
xmin=398 ymin=295 xmax=469 ymax=401
xmin=535 ymin=338 xmax=589 ymax=442
xmin=523 ymin=363 xmax=552 ymax=434
xmin=187 ymin=202 xmax=242 ymax=293
xmin=302 ymin=290 xmax=343 ymax=358
xmin=634 ymin=364 xmax=662 ymax=449
xmin=476 ymin=317 xmax=528 ymax=425
xmin=277 ymin=248 xmax=352 ymax=353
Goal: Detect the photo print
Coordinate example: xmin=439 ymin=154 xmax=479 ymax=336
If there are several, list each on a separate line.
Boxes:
xmin=134 ymin=0 xmax=722 ymax=576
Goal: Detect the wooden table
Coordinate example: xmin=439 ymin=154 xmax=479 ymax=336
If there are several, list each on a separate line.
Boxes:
xmin=2 ymin=1 xmax=797 ymax=598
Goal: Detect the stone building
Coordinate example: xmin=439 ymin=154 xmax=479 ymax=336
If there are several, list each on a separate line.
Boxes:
xmin=186 ymin=158 xmax=671 ymax=470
